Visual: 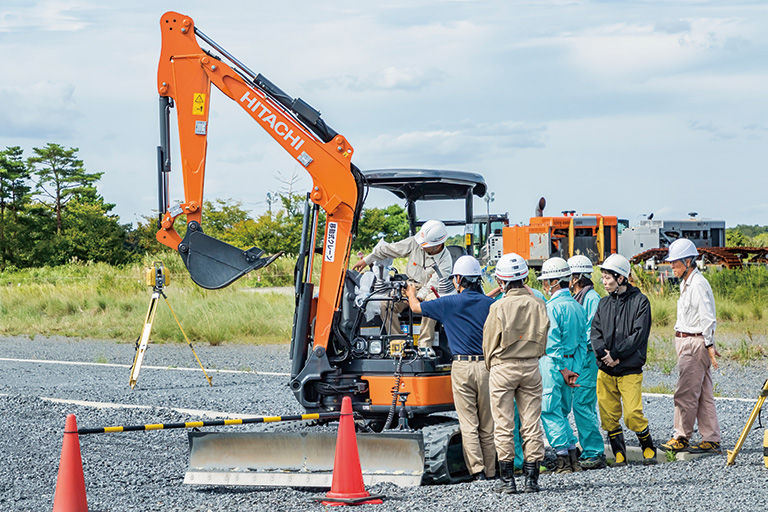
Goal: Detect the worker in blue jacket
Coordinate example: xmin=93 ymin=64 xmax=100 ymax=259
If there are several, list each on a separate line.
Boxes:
xmin=567 ymin=255 xmax=605 ymax=470
xmin=538 ymin=257 xmax=587 ymax=473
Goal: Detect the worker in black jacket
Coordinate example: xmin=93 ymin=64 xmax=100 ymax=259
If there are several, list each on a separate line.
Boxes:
xmin=590 ymin=254 xmax=657 ymax=466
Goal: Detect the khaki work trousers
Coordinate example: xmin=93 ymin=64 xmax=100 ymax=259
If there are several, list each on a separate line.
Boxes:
xmin=380 ymin=291 xmax=437 ymax=347
xmin=489 ymin=358 xmax=545 ymax=463
xmin=451 ymin=360 xmax=496 ymax=477
xmin=596 ymin=371 xmax=649 ymax=432
xmin=673 ymin=335 xmax=721 ymax=442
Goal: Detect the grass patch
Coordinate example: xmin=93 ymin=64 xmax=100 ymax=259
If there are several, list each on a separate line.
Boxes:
xmin=720 ymin=333 xmax=767 ymax=363
xmin=643 ymin=383 xmax=674 ymax=395
xmin=1 ymin=256 xmax=767 ymax=349
xmin=0 ymin=257 xmax=294 ymax=345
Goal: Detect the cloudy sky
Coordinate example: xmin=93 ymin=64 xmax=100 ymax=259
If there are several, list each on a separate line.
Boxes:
xmin=2 ymin=0 xmax=766 ymax=232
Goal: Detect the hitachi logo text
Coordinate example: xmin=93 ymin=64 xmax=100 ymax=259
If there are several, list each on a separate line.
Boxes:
xmin=240 ymin=92 xmax=305 ymax=150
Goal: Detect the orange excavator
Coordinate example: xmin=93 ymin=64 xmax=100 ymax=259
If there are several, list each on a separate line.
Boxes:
xmin=155 ymin=12 xmax=474 ymax=486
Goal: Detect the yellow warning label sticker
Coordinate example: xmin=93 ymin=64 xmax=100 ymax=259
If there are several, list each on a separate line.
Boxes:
xmin=192 ymin=93 xmax=206 ymax=115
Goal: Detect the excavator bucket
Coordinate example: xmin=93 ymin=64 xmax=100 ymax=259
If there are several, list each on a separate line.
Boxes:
xmin=179 ymin=230 xmax=282 ymax=289
xmin=184 ymin=430 xmax=425 ymax=487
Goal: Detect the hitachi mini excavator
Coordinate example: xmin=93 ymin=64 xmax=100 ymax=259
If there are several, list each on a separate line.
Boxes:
xmin=155 ymin=12 xmax=487 ymax=486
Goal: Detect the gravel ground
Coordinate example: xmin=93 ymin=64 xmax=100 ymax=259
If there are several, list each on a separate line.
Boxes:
xmin=2 ymin=336 xmax=767 ymax=511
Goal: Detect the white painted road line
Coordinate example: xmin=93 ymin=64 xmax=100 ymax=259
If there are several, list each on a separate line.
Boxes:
xmin=0 ymin=357 xmax=289 ymax=377
xmin=0 ymin=358 xmax=757 ymax=403
xmin=0 ymin=393 xmax=268 ymax=419
xmin=643 ymin=392 xmax=757 ymax=403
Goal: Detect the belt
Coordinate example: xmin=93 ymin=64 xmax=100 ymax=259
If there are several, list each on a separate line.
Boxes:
xmin=675 ymin=331 xmax=703 ymax=338
xmin=453 ymin=355 xmax=484 ymax=361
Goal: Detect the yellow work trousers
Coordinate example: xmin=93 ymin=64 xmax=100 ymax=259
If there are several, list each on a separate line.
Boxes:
xmin=596 ymin=371 xmax=649 ymax=433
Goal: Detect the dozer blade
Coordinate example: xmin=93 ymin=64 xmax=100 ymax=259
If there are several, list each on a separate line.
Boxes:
xmin=179 ymin=230 xmax=282 ymax=289
xmin=184 ymin=430 xmax=425 ymax=487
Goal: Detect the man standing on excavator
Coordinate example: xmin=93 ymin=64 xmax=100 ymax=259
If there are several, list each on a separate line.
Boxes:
xmin=353 ymin=220 xmax=454 ymax=353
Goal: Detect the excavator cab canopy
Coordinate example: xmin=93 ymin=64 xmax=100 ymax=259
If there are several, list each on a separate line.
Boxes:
xmin=362 ymin=169 xmax=487 ymax=238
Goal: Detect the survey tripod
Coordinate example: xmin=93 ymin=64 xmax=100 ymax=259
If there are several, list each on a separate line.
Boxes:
xmin=726 ymin=378 xmax=768 ymax=468
xmin=129 ymin=262 xmax=212 ymax=389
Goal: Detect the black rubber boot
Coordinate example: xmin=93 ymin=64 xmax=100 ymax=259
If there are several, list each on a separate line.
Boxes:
xmin=472 ymin=471 xmax=487 ymax=481
xmin=568 ymin=447 xmax=583 ymax=472
xmin=493 ymin=461 xmax=517 ymax=494
xmin=522 ymin=461 xmax=541 ymax=493
xmin=554 ymin=453 xmax=572 ymax=473
xmin=608 ymin=428 xmax=627 ymax=466
xmin=636 ymin=427 xmax=657 ymax=465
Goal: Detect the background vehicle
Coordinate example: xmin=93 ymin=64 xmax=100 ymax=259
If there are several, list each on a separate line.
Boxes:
xmin=501 ymin=198 xmax=624 ymax=269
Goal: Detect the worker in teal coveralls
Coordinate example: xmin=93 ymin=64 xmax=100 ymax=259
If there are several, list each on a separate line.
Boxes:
xmin=537 ymin=256 xmax=587 ymax=473
xmin=567 ymin=255 xmax=606 ymax=470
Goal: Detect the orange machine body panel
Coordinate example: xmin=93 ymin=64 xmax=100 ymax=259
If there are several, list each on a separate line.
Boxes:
xmin=502 ymin=214 xmax=619 ymax=263
xmin=362 ymin=375 xmax=454 ymax=407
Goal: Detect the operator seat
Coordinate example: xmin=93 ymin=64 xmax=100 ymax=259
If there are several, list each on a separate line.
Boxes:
xmin=446 ymin=245 xmax=467 ymax=265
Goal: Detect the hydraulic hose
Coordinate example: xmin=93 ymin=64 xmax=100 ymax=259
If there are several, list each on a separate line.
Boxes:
xmin=382 ymin=354 xmax=403 ymax=431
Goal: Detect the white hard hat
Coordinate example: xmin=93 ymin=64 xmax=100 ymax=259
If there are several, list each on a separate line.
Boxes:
xmin=537 ymin=257 xmax=571 ymax=281
xmin=451 ymin=255 xmax=482 ymax=277
xmin=495 ymin=253 xmax=529 ymax=281
xmin=415 ymin=219 xmax=448 ymax=248
xmin=665 ymin=238 xmax=698 ymax=262
xmin=567 ymin=254 xmax=593 ymax=276
xmin=599 ymin=253 xmax=631 ymax=278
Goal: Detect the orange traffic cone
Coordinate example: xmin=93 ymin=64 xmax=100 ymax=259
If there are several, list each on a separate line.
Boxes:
xmin=321 ymin=396 xmax=383 ymax=506
xmin=53 ymin=414 xmax=88 ymax=512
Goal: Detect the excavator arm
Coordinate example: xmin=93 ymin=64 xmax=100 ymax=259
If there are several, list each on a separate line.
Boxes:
xmin=156 ymin=11 xmax=362 ymax=351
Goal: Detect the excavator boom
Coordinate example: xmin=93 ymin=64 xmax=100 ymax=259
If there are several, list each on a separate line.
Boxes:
xmin=156 ymin=11 xmax=362 ymax=351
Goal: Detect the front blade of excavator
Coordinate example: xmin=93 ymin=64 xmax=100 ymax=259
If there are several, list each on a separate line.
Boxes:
xmin=179 ymin=229 xmax=282 ymax=289
xmin=184 ymin=430 xmax=425 ymax=487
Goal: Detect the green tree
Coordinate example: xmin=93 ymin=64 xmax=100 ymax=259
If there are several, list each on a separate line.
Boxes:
xmin=726 ymin=228 xmax=751 ymax=247
xmin=8 ymin=203 xmax=58 ymax=267
xmin=27 ymin=143 xmax=103 ymax=234
xmin=353 ymin=204 xmax=410 ymax=250
xmin=60 ymin=196 xmax=133 ymax=264
xmin=201 ymin=199 xmax=251 ymax=243
xmin=0 ymin=146 xmax=32 ymax=267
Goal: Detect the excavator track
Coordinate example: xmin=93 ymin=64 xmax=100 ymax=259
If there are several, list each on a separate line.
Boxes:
xmin=420 ymin=420 xmax=471 ymax=484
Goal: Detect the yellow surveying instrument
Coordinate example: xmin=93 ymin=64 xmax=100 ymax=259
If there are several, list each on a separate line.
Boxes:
xmin=726 ymin=378 xmax=768 ymax=467
xmin=129 ymin=262 xmax=212 ymax=389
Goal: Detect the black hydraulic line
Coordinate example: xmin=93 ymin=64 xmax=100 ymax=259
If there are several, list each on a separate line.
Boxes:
xmin=70 ymin=412 xmax=341 ymax=435
xmin=193 ymin=26 xmax=337 ymax=144
xmin=290 ymin=282 xmax=314 ymax=380
xmin=157 ymin=96 xmax=172 ymax=227
xmin=382 ymin=355 xmax=404 ymax=431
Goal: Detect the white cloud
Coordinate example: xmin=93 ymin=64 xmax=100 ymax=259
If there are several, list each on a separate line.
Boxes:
xmin=0 ymin=81 xmax=79 ymax=137
xmin=513 ymin=16 xmax=760 ymax=80
xmin=359 ymin=121 xmax=546 ymax=167
xmin=0 ymin=1 xmax=92 ymax=32
xmin=306 ymin=66 xmax=444 ymax=92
